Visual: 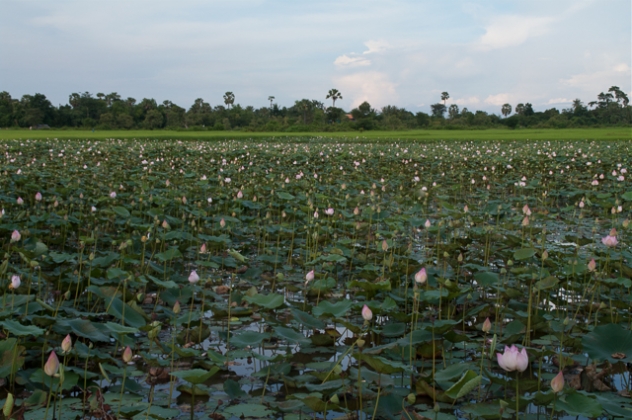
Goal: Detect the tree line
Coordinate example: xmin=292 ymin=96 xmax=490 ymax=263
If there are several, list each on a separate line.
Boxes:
xmin=0 ymin=86 xmax=628 ymax=131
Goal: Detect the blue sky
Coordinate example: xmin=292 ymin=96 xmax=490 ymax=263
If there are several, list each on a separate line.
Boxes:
xmin=1 ymin=0 xmax=630 ymax=114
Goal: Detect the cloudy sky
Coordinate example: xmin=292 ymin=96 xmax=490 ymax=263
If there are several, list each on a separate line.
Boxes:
xmin=1 ymin=0 xmax=630 ymax=114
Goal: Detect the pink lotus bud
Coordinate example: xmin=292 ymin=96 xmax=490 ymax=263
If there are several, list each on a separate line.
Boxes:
xmin=182 ymin=196 xmax=187 ymax=204
xmin=109 ymin=191 xmax=116 ymax=199
xmin=9 ymin=275 xmax=20 ymax=289
xmin=61 ymin=335 xmax=72 ymax=353
xmin=414 ymin=268 xmax=427 ymax=284
xmin=313 ymin=210 xmax=319 ymax=219
xmin=35 ymin=192 xmax=42 ymax=201
xmin=44 ymin=352 xmax=60 ymax=376
xmin=482 ymin=317 xmax=492 ymax=333
xmin=237 ymin=190 xmax=243 ymax=199
xmin=551 ymin=371 xmax=564 ymax=393
xmin=587 ymin=259 xmax=596 ymax=272
xmin=16 ymin=197 xmax=23 ymax=205
xmin=463 ymin=205 xmax=469 ymax=213
xmin=122 ymin=346 xmax=133 ymax=363
xmin=522 ymin=205 xmax=531 ymax=216
xmin=325 ymin=208 xmax=334 ymax=216
xmin=10 ymin=230 xmax=20 ymax=242
xmin=162 ymin=220 xmax=169 ymax=229
xmin=381 ymin=240 xmax=388 ymax=252
xmin=200 ymin=243 xmax=207 ymax=254
xmin=353 ymin=207 xmax=360 ymax=216
xmin=188 ymin=270 xmax=200 ymax=284
xmin=305 ymin=270 xmax=314 ymax=284
xmin=361 ymin=304 xmax=372 ymax=321
xmin=521 ymin=216 xmax=529 ymax=227
xmin=220 ymin=218 xmax=226 ymax=228
xmin=424 ymin=219 xmax=431 ymax=228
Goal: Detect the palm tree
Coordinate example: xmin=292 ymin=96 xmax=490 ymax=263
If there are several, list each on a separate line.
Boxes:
xmin=223 ymin=92 xmax=235 ymax=109
xmin=326 ymin=89 xmax=342 ymax=107
xmin=441 ymin=92 xmax=450 ymax=105
xmin=501 ymin=103 xmax=512 ymax=117
xmin=268 ymin=96 xmax=275 ymax=108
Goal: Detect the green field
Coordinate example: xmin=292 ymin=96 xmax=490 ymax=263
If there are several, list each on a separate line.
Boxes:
xmin=0 ymin=127 xmax=629 ymax=141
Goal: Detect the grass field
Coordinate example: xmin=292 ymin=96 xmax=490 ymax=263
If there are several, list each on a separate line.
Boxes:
xmin=0 ymin=127 xmax=629 ymax=141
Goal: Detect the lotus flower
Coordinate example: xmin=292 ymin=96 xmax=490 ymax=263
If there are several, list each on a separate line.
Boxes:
xmin=9 ymin=275 xmax=20 ymax=290
xmin=414 ymin=268 xmax=427 ymax=284
xmin=551 ymin=371 xmax=564 ymax=393
xmin=200 ymin=243 xmax=207 ymax=254
xmin=424 ymin=219 xmax=431 ymax=228
xmin=188 ymin=270 xmax=200 ymax=284
xmin=522 ymin=204 xmax=531 ymax=216
xmin=109 ymin=191 xmax=117 ymax=199
xmin=44 ymin=352 xmax=60 ymax=376
xmin=325 ymin=208 xmax=334 ymax=216
xmin=362 ymin=305 xmax=372 ymax=321
xmin=601 ymin=229 xmax=618 ymax=247
xmin=220 ymin=218 xmax=226 ymax=228
xmin=237 ymin=190 xmax=243 ymax=199
xmin=16 ymin=197 xmax=23 ymax=205
xmin=10 ymin=230 xmax=20 ymax=242
xmin=496 ymin=345 xmax=529 ymax=372
xmin=35 ymin=192 xmax=42 ymax=201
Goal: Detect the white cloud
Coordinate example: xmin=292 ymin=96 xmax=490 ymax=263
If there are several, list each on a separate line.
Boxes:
xmin=363 ymin=40 xmax=389 ymax=54
xmin=547 ymin=98 xmax=572 ymax=104
xmin=454 ymin=96 xmax=480 ymax=105
xmin=477 ymin=15 xmax=556 ymax=50
xmin=334 ymin=71 xmax=397 ymax=108
xmin=334 ymin=55 xmax=371 ymax=68
xmin=561 ymin=63 xmax=631 ymax=92
xmin=484 ymin=93 xmax=514 ymax=106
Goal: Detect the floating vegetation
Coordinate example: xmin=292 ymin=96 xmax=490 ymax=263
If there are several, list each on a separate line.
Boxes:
xmin=0 ymin=137 xmax=630 ymax=419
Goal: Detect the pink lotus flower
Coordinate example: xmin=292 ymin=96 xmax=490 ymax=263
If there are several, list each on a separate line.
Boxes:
xmin=9 ymin=275 xmax=20 ymax=290
xmin=601 ymin=229 xmax=618 ymax=247
xmin=362 ymin=304 xmax=372 ymax=321
xmin=220 ymin=218 xmax=226 ymax=228
xmin=200 ymin=243 xmax=207 ymax=254
xmin=237 ymin=190 xmax=243 ymax=199
xmin=10 ymin=230 xmax=20 ymax=242
xmin=325 ymin=208 xmax=334 ymax=216
xmin=35 ymin=192 xmax=42 ymax=201
xmin=424 ymin=219 xmax=431 ymax=228
xmin=16 ymin=197 xmax=23 ymax=205
xmin=497 ymin=345 xmax=529 ymax=372
xmin=522 ymin=204 xmax=531 ymax=216
xmin=551 ymin=371 xmax=564 ymax=393
xmin=414 ymin=268 xmax=427 ymax=284
xmin=44 ymin=352 xmax=60 ymax=376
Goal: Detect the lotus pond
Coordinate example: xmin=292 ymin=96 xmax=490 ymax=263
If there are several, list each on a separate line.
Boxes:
xmin=0 ymin=137 xmax=631 ymax=420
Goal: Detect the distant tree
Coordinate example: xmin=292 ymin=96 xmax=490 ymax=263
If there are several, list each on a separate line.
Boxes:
xmin=326 ymin=89 xmax=342 ymax=107
xmin=268 ymin=96 xmax=275 ymax=108
xmin=523 ymin=103 xmax=534 ymax=116
xmin=608 ymin=86 xmax=629 ymax=106
xmin=501 ymin=103 xmax=512 ymax=117
xmin=105 ymin=92 xmax=121 ymax=107
xmin=223 ymin=92 xmax=235 ymax=109
xmin=415 ymin=112 xmax=430 ymax=127
xmin=143 ymin=109 xmax=164 ymax=129
xmin=430 ymin=103 xmax=447 ymax=118
xmin=515 ymin=103 xmax=525 ymax=115
xmin=294 ymin=99 xmax=314 ymax=125
xmin=441 ymin=92 xmax=450 ymax=105
xmin=448 ymin=104 xmax=459 ymax=119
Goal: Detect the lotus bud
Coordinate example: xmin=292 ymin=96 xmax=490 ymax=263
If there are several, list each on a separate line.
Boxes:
xmin=16 ymin=197 xmax=23 ymax=205
xmin=424 ymin=219 xmax=431 ymax=228
xmin=109 ymin=191 xmax=116 ymax=199
xmin=122 ymin=346 xmax=133 ymax=363
xmin=406 ymin=393 xmax=416 ymax=405
xmin=3 ymin=392 xmax=14 ymax=417
xmin=220 ymin=218 xmax=226 ymax=228
xmin=9 ymin=275 xmax=20 ymax=290
xmin=542 ymin=250 xmax=548 ymax=260
xmin=381 ymin=240 xmax=388 ymax=252
xmin=10 ymin=230 xmax=20 ymax=242
xmin=414 ymin=268 xmax=427 ymax=284
xmin=551 ymin=371 xmax=564 ymax=393
xmin=521 ymin=216 xmax=529 ymax=227
xmin=61 ymin=334 xmax=72 ymax=353
xmin=44 ymin=352 xmax=60 ymax=376
xmin=587 ymin=259 xmax=596 ymax=272
xmin=305 ymin=270 xmax=314 ymax=284
xmin=482 ymin=317 xmax=492 ymax=333
xmin=200 ymin=243 xmax=207 ymax=254
xmin=173 ymin=300 xmax=181 ymax=314
xmin=361 ymin=304 xmax=372 ymax=321
xmin=188 ymin=270 xmax=200 ymax=284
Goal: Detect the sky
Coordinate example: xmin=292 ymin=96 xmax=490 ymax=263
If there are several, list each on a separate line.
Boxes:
xmin=1 ymin=0 xmax=630 ymax=114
